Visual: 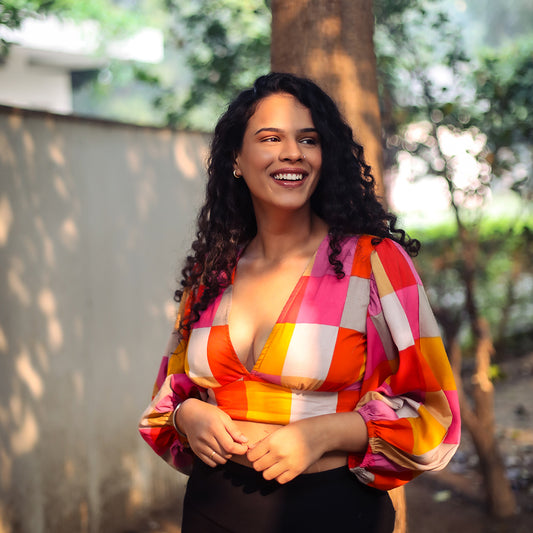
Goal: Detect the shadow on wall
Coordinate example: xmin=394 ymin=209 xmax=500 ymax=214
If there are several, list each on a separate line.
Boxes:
xmin=0 ymin=107 xmax=208 ymax=532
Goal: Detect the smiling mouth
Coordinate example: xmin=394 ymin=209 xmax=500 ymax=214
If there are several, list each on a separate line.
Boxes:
xmin=272 ymin=172 xmax=306 ymax=181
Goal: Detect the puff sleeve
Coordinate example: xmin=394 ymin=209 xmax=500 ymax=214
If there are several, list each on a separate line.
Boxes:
xmin=138 ymin=292 xmax=206 ymax=474
xmin=349 ymin=238 xmax=461 ymax=490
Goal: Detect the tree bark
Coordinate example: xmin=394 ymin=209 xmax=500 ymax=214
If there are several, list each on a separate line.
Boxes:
xmin=271 ymin=1 xmax=402 ymax=528
xmin=428 ymin=101 xmax=518 ymax=517
xmin=450 ymin=322 xmax=517 ymax=518
xmin=450 ymin=182 xmax=517 ymax=518
xmin=271 ymin=0 xmax=385 ymax=199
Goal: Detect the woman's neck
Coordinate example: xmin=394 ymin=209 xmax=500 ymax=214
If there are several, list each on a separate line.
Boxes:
xmin=247 ymin=209 xmax=329 ymax=264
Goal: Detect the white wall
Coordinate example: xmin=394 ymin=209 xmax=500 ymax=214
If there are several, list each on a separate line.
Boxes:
xmin=0 ymin=17 xmax=164 ymax=117
xmin=0 ymin=47 xmax=73 ymax=114
xmin=0 ymin=106 xmax=209 ymax=532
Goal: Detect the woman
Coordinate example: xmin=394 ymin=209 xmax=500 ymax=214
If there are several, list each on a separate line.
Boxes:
xmin=139 ymin=73 xmax=460 ymax=533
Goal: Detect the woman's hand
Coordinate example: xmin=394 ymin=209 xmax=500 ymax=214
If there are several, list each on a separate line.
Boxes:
xmin=176 ymin=398 xmax=249 ymax=466
xmin=246 ymin=412 xmax=368 ymax=484
xmin=246 ymin=418 xmax=327 ymax=484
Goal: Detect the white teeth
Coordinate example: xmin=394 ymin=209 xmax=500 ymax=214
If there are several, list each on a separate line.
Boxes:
xmin=273 ymin=173 xmax=304 ymax=181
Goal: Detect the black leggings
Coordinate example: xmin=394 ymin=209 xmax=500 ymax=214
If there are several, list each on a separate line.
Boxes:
xmin=182 ymin=459 xmax=395 ymax=533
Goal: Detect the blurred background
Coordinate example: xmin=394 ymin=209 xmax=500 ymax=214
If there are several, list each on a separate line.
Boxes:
xmin=0 ymin=1 xmax=531 ymax=532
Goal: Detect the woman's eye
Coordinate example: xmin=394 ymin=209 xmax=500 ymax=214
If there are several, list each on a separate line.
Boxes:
xmin=301 ymin=137 xmax=318 ymax=145
xmin=262 ymin=136 xmax=279 ymax=142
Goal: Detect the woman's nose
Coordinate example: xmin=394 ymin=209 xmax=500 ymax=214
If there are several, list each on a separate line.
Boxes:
xmin=279 ymin=139 xmax=303 ymax=161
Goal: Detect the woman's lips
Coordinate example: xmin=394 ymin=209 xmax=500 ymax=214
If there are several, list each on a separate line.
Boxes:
xmin=272 ymin=172 xmax=305 ymax=181
xmin=271 ymin=168 xmax=308 ymax=181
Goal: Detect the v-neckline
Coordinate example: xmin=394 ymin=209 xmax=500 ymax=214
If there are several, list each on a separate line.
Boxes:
xmin=225 ymin=233 xmax=329 ymax=373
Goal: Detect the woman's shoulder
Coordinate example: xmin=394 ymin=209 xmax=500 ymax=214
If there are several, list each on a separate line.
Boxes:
xmin=343 ymin=234 xmax=410 ymax=256
xmin=338 ymin=234 xmax=417 ymax=277
xmin=360 ymin=236 xmax=422 ymax=287
xmin=316 ymin=234 xmax=416 ymax=281
xmin=336 ymin=234 xmax=404 ymax=255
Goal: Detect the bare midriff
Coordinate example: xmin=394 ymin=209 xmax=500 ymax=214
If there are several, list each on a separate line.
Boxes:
xmin=230 ymin=419 xmax=348 ymax=473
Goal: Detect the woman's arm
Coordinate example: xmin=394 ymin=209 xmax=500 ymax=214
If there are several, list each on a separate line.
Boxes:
xmin=246 ymin=411 xmax=368 ymax=484
xmin=348 ymin=239 xmax=460 ymax=490
xmin=139 ymin=291 xmax=211 ymax=473
xmin=138 ymin=353 xmax=202 ymax=473
xmin=250 ymin=238 xmax=460 ymax=489
xmin=139 ymin=332 xmax=249 ymax=470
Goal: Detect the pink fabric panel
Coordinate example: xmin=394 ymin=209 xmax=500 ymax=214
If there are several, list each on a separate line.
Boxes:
xmin=443 ymin=390 xmax=461 ymax=443
xmin=296 ymin=274 xmax=347 ymax=326
xmin=195 ymin=291 xmax=224 ymax=327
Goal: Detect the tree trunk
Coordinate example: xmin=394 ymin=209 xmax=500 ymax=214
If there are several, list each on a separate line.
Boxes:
xmin=271 ymin=2 xmax=402 ymax=529
xmin=450 ymin=322 xmax=517 ymax=517
xmin=388 ymin=486 xmax=407 ymax=533
xmin=271 ymin=0 xmax=385 ymax=198
xmin=431 ymin=102 xmax=518 ymax=518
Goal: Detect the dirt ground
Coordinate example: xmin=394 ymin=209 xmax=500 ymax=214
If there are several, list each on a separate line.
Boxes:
xmin=128 ymin=353 xmax=533 ymax=533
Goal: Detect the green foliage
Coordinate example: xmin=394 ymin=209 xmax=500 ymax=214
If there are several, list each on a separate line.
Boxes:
xmin=488 ymin=364 xmax=505 ymax=381
xmin=0 ymin=0 xmax=144 ymax=32
xmin=375 ymin=1 xmax=471 ymax=134
xmin=143 ymin=0 xmax=271 ymax=130
xmin=144 ymin=0 xmax=476 ymax=131
xmin=464 ymin=0 xmax=533 ymax=49
xmin=0 ymin=0 xmax=56 ymax=55
xmin=472 ymin=38 xmax=533 ymax=193
xmin=73 ymin=58 xmax=169 ymax=126
xmin=373 ymin=1 xmax=533 ymax=361
xmin=414 ymin=220 xmax=533 ymax=359
xmin=377 ymin=2 xmax=532 ymax=214
xmin=155 ymin=0 xmax=432 ymax=130
xmin=0 ymin=0 xmax=167 ymax=124
xmin=140 ymin=0 xmax=532 ymax=359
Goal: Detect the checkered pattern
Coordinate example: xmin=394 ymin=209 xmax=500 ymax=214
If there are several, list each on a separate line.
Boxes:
xmin=139 ymin=235 xmax=460 ymax=490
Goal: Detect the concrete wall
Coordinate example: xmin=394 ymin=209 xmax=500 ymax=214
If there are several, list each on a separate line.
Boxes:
xmin=0 ymin=106 xmax=209 ymax=532
xmin=0 ymin=47 xmax=73 ymax=114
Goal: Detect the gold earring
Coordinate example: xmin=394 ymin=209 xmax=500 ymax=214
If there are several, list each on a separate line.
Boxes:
xmin=233 ymin=170 xmax=242 ymax=179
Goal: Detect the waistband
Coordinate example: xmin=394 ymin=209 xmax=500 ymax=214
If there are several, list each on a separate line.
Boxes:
xmin=198 ymin=457 xmax=354 ymax=492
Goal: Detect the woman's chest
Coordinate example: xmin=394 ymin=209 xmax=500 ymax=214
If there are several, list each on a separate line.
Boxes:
xmin=229 ymin=263 xmax=307 ymax=368
xmin=186 ymin=250 xmax=372 ymax=392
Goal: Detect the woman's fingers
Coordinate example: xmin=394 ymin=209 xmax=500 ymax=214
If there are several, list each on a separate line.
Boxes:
xmin=249 ymin=449 xmax=299 ymax=484
xmin=246 ymin=438 xmax=268 ymax=463
xmin=211 ymin=430 xmax=247 ymax=459
xmin=217 ymin=420 xmax=249 ymax=455
xmin=201 ymin=433 xmax=247 ymax=466
xmin=202 ymin=448 xmax=225 ymax=467
xmin=247 ymin=422 xmax=324 ymax=480
xmin=260 ymin=461 xmax=289 ymax=483
xmin=249 ymin=448 xmax=273 ymax=471
xmin=178 ymin=399 xmax=249 ymax=464
xmin=196 ymin=431 xmax=245 ymax=465
xmin=224 ymin=420 xmax=249 ymax=445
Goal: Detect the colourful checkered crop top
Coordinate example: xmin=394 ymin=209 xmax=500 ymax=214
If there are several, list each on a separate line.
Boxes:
xmin=184 ymin=234 xmax=369 ymax=424
xmin=139 ymin=235 xmax=461 ymax=490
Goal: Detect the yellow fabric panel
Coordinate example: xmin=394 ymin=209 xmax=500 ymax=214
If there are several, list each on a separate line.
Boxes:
xmin=421 ymin=390 xmax=454 ymax=431
xmin=244 ymin=381 xmax=292 ymax=425
xmin=419 ymin=337 xmax=457 ymax=391
xmin=408 ymin=403 xmax=448 ymax=455
xmin=370 ymin=250 xmax=395 ymax=297
xmin=168 ymin=338 xmax=187 ymax=375
xmin=255 ymin=322 xmax=295 ymax=375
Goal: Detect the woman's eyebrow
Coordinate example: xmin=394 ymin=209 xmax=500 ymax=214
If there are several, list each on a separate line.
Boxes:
xmin=254 ymin=127 xmax=318 ymax=135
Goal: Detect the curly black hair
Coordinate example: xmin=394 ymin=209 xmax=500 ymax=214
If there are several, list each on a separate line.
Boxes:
xmin=175 ymin=72 xmax=419 ymax=329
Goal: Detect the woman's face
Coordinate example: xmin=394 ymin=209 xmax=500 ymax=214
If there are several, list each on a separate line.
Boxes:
xmin=234 ymin=92 xmax=322 ymax=216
